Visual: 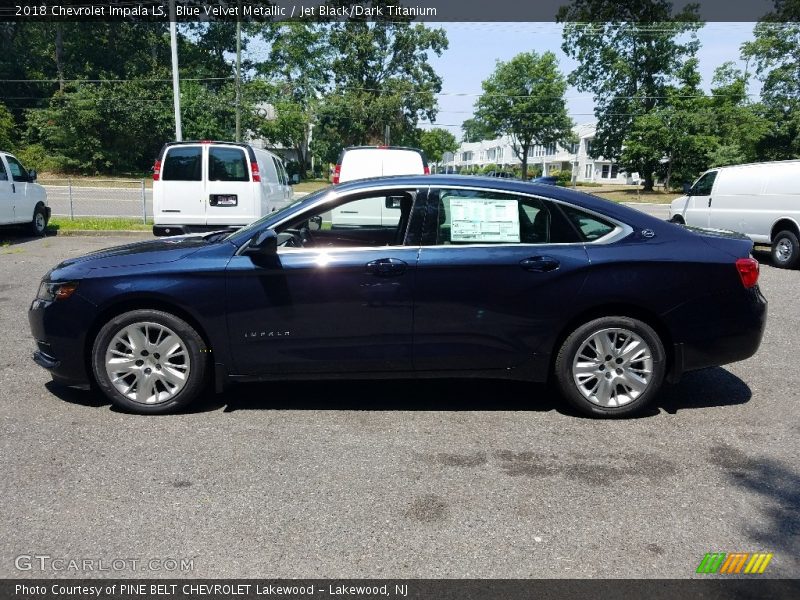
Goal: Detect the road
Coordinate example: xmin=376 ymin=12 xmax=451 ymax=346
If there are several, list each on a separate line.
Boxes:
xmin=0 ymin=235 xmax=797 ymax=579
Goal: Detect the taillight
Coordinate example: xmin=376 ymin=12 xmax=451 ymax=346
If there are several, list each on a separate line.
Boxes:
xmin=423 ymin=166 xmax=430 ymax=175
xmin=152 ymin=159 xmax=161 ymax=181
xmin=332 ymin=164 xmax=341 ymax=184
xmin=736 ymin=257 xmax=759 ymax=288
xmin=250 ymin=162 xmax=261 ymax=182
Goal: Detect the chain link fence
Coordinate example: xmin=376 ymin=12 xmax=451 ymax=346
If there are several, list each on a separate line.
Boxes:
xmin=41 ymin=179 xmax=151 ymax=222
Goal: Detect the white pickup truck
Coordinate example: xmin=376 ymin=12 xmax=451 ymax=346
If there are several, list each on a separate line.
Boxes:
xmin=0 ymin=151 xmax=50 ymax=235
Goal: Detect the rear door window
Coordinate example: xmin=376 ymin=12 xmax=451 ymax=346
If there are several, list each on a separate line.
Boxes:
xmin=559 ymin=205 xmax=616 ymax=241
xmin=162 ymin=147 xmax=202 ymax=181
xmin=209 ymin=147 xmax=249 ymax=182
xmin=272 ymin=157 xmax=287 ymax=185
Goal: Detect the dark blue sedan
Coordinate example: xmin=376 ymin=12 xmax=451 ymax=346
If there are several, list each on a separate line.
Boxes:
xmin=28 ymin=175 xmax=767 ymax=416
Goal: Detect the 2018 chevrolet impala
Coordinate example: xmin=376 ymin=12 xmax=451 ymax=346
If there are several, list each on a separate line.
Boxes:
xmin=29 ymin=175 xmax=767 ymax=416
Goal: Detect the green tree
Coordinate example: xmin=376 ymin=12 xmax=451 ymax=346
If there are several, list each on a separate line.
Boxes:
xmin=0 ymin=103 xmax=14 ymax=150
xmin=419 ymin=127 xmax=458 ymax=163
xmin=461 ymin=118 xmax=495 ymax=143
xmin=475 ymin=51 xmax=574 ymax=179
xmin=312 ymin=7 xmax=448 ymax=163
xmin=742 ymin=2 xmax=800 ymax=159
xmin=558 ymin=0 xmax=702 ymax=190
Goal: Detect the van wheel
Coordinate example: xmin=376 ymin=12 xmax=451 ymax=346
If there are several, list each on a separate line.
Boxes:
xmin=554 ymin=317 xmax=666 ymax=418
xmin=772 ymin=230 xmax=800 ymax=269
xmin=30 ymin=205 xmax=48 ymax=236
xmin=91 ymin=309 xmax=208 ymax=414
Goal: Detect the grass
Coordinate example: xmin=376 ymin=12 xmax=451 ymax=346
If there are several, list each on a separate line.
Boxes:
xmin=293 ymin=179 xmax=330 ymax=193
xmin=582 ymin=185 xmax=682 ymax=204
xmin=48 ymin=217 xmax=151 ymax=231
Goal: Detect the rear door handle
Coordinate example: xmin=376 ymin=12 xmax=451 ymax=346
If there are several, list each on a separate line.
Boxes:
xmin=366 ymin=258 xmax=407 ymax=277
xmin=520 ymin=256 xmax=560 ymax=272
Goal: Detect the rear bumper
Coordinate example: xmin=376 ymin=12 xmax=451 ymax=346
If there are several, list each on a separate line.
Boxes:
xmin=668 ymin=286 xmax=767 ymax=378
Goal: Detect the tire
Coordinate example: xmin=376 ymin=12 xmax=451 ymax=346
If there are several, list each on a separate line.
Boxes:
xmin=554 ymin=316 xmax=666 ymax=417
xmin=30 ymin=204 xmax=48 ymax=236
xmin=91 ymin=309 xmax=208 ymax=414
xmin=771 ymin=230 xmax=800 ymax=269
xmin=669 ymin=215 xmax=684 ymax=225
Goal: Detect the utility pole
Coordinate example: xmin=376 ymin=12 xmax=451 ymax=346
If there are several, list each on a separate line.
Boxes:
xmin=235 ymin=0 xmax=242 ymax=142
xmin=169 ymin=0 xmax=182 ymax=141
xmin=384 ymin=124 xmax=390 ymax=146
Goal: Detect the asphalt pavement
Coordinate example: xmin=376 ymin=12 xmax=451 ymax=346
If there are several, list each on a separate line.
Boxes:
xmin=0 ymin=235 xmax=797 ymax=579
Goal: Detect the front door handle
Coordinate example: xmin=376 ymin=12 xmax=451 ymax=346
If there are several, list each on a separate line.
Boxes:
xmin=520 ymin=256 xmax=560 ymax=273
xmin=708 ymin=197 xmax=712 ymax=207
xmin=366 ymin=258 xmax=407 ymax=277
xmin=11 ymin=183 xmax=15 ymax=193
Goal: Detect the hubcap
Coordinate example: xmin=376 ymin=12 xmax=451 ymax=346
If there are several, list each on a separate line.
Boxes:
xmin=35 ymin=213 xmax=45 ymax=231
xmin=776 ymin=239 xmax=793 ymax=263
xmin=572 ymin=327 xmax=654 ymax=408
xmin=104 ymin=322 xmax=190 ymax=405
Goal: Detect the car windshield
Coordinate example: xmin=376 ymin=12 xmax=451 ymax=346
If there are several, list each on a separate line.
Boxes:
xmin=223 ymin=185 xmax=333 ymax=241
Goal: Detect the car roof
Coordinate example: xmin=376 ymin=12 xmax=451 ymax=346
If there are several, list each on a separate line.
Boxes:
xmin=330 ymin=174 xmax=660 ymax=226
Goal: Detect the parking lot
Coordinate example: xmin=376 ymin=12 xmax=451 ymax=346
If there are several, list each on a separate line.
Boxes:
xmin=0 ymin=234 xmax=798 ymax=579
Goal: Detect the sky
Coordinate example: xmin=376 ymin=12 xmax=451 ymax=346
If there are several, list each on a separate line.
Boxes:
xmin=424 ymin=22 xmax=762 ymax=140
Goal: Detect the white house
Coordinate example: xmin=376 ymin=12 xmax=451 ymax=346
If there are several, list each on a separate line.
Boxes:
xmin=439 ymin=123 xmax=638 ymax=184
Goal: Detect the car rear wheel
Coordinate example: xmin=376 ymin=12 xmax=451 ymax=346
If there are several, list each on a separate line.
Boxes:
xmin=554 ymin=317 xmax=666 ymax=417
xmin=91 ymin=309 xmax=208 ymax=414
xmin=771 ymin=230 xmax=800 ymax=269
xmin=30 ymin=205 xmax=48 ymax=236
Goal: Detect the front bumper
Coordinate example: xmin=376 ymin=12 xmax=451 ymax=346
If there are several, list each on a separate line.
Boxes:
xmin=28 ymin=294 xmax=96 ymax=387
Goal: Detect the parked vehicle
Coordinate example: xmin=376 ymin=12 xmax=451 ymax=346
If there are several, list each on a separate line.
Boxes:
xmin=0 ymin=150 xmax=50 ymax=235
xmin=669 ymin=160 xmax=800 ymax=268
xmin=530 ymin=176 xmax=559 ymax=185
xmin=331 ymin=146 xmax=428 ymax=227
xmin=152 ymin=141 xmax=293 ymax=236
xmin=30 ymin=175 xmax=766 ymax=417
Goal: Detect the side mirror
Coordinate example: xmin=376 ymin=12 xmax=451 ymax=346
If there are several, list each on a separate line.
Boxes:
xmin=291 ymin=174 xmax=300 ymax=184
xmin=308 ymin=215 xmax=322 ymax=231
xmin=246 ymin=229 xmax=277 ymax=255
xmin=28 ymin=169 xmax=37 ymax=182
xmin=682 ymin=182 xmax=691 ymax=195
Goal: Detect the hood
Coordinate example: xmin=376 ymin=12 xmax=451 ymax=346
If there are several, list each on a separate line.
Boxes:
xmin=48 ymin=235 xmax=214 ymax=279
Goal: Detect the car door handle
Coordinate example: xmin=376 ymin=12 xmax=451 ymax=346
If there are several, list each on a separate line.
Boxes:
xmin=520 ymin=256 xmax=560 ymax=272
xmin=366 ymin=258 xmax=407 ymax=277
xmin=11 ymin=183 xmax=14 ymax=193
xmin=708 ymin=197 xmax=712 ymax=207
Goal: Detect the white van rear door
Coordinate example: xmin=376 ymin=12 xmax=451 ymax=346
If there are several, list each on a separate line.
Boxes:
xmin=206 ymin=145 xmax=255 ymax=226
xmin=157 ymin=145 xmax=204 ymax=225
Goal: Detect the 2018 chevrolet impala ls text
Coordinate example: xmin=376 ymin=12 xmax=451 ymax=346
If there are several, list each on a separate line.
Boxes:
xmin=29 ymin=175 xmax=767 ymax=417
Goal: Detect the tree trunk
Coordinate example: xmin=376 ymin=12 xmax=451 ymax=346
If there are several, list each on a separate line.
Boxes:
xmin=643 ymin=172 xmax=655 ymax=192
xmin=520 ymin=146 xmax=529 ymax=179
xmin=664 ymin=151 xmax=673 ymax=191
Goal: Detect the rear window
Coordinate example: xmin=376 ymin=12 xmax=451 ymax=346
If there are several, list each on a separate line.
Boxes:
xmin=560 ymin=205 xmax=616 ymax=241
xmin=209 ymin=147 xmax=249 ymax=182
xmin=162 ymin=147 xmax=202 ymax=181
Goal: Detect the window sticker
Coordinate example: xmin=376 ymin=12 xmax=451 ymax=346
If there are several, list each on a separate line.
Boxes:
xmin=449 ymin=198 xmax=520 ymax=243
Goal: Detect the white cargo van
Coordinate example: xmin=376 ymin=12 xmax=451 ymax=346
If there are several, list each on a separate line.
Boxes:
xmin=330 ymin=146 xmax=428 ymax=228
xmin=152 ymin=141 xmax=293 ymax=236
xmin=0 ymin=150 xmax=50 ymax=235
xmin=669 ymin=160 xmax=800 ymax=268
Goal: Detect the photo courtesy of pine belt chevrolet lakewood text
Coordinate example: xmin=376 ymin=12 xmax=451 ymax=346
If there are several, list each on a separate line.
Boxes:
xmin=28 ymin=175 xmax=767 ymax=417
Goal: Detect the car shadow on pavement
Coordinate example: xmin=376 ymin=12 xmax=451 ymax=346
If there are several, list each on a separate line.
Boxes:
xmin=43 ymin=366 xmax=751 ymax=418
xmin=0 ymin=229 xmax=46 ymax=245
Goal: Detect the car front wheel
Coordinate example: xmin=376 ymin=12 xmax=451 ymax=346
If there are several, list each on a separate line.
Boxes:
xmin=554 ymin=317 xmax=666 ymax=417
xmin=91 ymin=309 xmax=208 ymax=414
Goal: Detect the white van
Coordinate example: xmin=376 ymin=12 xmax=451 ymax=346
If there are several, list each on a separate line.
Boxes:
xmin=0 ymin=150 xmax=50 ymax=235
xmin=330 ymin=146 xmax=428 ymax=228
xmin=152 ymin=141 xmax=293 ymax=236
xmin=669 ymin=160 xmax=800 ymax=268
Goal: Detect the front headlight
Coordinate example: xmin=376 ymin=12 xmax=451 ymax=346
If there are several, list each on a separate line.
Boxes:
xmin=37 ymin=281 xmax=79 ymax=302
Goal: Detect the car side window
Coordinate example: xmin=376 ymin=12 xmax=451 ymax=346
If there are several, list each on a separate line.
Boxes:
xmin=208 ymin=147 xmax=249 ymax=182
xmin=278 ymin=191 xmax=416 ymax=248
xmin=5 ymin=156 xmax=29 ymax=182
xmin=559 ymin=205 xmax=616 ymax=241
xmin=692 ymin=172 xmax=717 ymax=196
xmin=0 ymin=158 xmax=7 ymax=181
xmin=162 ymin=147 xmax=202 ymax=181
xmin=433 ymin=189 xmax=579 ymax=245
xmin=272 ymin=157 xmax=287 ymax=185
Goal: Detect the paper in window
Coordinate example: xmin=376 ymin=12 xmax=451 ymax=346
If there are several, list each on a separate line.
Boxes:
xmin=449 ymin=198 xmax=520 ymax=243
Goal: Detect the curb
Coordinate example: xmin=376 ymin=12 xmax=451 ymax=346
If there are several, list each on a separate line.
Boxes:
xmin=48 ymin=230 xmax=152 ymax=237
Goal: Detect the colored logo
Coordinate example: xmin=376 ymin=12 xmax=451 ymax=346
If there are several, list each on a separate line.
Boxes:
xmin=696 ymin=552 xmax=773 ymax=574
